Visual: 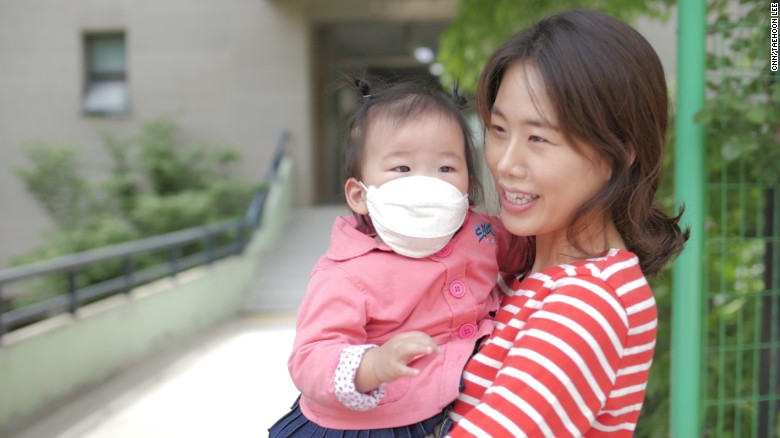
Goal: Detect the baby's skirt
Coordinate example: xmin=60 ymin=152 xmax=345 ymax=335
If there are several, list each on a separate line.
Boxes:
xmin=268 ymin=396 xmax=446 ymax=438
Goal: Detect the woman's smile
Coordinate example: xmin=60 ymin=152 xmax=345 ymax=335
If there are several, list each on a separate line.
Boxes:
xmin=502 ymin=189 xmax=538 ymax=206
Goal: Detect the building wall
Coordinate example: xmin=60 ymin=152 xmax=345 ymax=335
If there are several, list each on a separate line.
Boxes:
xmin=0 ymin=0 xmax=312 ymax=268
xmin=0 ymin=0 xmax=677 ymax=269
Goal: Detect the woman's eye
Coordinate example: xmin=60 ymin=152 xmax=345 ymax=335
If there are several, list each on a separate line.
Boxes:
xmin=490 ymin=124 xmax=506 ymax=134
xmin=529 ymin=135 xmax=547 ymax=143
xmin=439 ymin=166 xmax=454 ymax=173
xmin=393 ymin=166 xmax=411 ymax=172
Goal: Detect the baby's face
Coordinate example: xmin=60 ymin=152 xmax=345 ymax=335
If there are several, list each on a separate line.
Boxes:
xmin=359 ymin=114 xmax=469 ymax=195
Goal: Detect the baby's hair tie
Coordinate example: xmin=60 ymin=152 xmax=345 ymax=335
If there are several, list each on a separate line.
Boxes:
xmin=452 ymin=81 xmax=467 ymax=109
xmin=355 ymin=79 xmax=372 ymax=104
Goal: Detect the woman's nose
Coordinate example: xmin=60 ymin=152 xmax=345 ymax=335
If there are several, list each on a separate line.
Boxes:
xmin=495 ymin=141 xmax=528 ymax=179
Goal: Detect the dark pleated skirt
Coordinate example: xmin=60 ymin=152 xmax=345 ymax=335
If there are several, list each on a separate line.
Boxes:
xmin=268 ymin=396 xmax=447 ymax=438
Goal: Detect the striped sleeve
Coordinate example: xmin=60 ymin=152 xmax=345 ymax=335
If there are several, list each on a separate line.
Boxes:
xmin=590 ymin=271 xmax=656 ymax=435
xmin=448 ymin=276 xmax=629 ymax=437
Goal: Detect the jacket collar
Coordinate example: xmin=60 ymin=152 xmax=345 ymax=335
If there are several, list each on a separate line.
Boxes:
xmin=325 ymin=215 xmax=392 ymax=261
xmin=325 ymin=209 xmax=474 ymax=262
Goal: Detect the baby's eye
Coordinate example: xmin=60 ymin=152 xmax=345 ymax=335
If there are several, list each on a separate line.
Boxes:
xmin=393 ymin=165 xmax=411 ymax=172
xmin=439 ymin=166 xmax=455 ymax=173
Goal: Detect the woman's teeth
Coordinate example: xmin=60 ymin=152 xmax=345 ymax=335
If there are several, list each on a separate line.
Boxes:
xmin=505 ymin=191 xmax=538 ymax=205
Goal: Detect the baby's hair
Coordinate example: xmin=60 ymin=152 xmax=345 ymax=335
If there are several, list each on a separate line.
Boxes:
xmin=342 ymin=76 xmax=481 ymax=204
xmin=355 ymin=79 xmax=372 ymax=101
xmin=478 ymin=9 xmax=688 ymax=275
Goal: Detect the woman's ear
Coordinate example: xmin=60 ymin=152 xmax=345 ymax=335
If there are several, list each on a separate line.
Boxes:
xmin=345 ymin=178 xmax=368 ymax=215
xmin=627 ymin=146 xmax=637 ymax=168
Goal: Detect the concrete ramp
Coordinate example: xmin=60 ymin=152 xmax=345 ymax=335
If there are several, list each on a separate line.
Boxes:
xmin=9 ymin=205 xmax=352 ymax=438
xmin=242 ymin=205 xmax=349 ymax=313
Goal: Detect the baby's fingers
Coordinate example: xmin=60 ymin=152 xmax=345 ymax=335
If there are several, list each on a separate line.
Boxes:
xmin=395 ymin=331 xmax=440 ymax=355
xmin=374 ymin=354 xmax=422 ymax=382
xmin=390 ymin=361 xmax=423 ymax=378
xmin=399 ymin=340 xmax=438 ymax=359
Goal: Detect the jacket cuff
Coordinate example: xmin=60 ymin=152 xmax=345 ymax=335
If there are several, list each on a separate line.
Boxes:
xmin=334 ymin=344 xmax=386 ymax=411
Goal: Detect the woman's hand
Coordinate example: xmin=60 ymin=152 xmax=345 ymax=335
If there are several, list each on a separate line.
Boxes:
xmin=355 ymin=331 xmax=439 ymax=393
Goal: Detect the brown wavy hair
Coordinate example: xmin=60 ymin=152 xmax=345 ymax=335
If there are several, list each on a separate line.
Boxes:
xmin=477 ymin=9 xmax=689 ymax=275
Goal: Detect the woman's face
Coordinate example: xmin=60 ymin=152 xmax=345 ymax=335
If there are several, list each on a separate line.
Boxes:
xmin=484 ymin=63 xmax=612 ymax=244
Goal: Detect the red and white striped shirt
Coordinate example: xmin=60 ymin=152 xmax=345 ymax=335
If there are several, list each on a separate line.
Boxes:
xmin=448 ymin=249 xmax=657 ymax=437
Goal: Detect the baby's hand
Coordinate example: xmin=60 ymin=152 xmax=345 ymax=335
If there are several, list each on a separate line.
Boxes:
xmin=355 ymin=331 xmax=439 ymax=393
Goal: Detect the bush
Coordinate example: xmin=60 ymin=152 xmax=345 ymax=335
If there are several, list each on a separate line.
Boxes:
xmin=10 ymin=116 xmax=260 ymax=312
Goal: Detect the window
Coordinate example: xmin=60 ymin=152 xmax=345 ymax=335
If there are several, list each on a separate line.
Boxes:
xmin=82 ymin=33 xmax=128 ymax=115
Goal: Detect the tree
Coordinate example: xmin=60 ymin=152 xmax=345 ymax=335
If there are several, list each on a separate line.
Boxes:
xmin=437 ymin=0 xmax=673 ymax=93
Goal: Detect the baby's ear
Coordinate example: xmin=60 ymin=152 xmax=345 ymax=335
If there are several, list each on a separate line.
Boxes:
xmin=344 ymin=178 xmax=368 ymax=215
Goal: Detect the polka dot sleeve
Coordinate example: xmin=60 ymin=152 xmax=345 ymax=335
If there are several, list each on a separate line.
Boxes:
xmin=334 ymin=344 xmax=387 ymax=411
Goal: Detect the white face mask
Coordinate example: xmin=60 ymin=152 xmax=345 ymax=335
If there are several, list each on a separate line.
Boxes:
xmin=361 ymin=176 xmax=469 ymax=258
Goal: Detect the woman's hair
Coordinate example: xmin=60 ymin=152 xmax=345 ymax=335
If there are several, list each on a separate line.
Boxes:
xmin=477 ymin=9 xmax=689 ymax=275
xmin=342 ymin=77 xmax=482 ymax=205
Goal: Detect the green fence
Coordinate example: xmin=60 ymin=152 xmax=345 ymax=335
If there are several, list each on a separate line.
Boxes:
xmin=701 ymin=14 xmax=780 ymax=436
xmin=678 ymin=2 xmax=780 ymax=437
xmin=704 ymin=177 xmax=780 ymax=438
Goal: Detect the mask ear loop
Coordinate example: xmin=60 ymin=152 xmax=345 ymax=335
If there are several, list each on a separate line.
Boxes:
xmin=355 ymin=181 xmax=376 ymax=236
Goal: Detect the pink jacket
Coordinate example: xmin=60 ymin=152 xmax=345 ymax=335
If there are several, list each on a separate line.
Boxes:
xmin=289 ymin=212 xmax=522 ymax=429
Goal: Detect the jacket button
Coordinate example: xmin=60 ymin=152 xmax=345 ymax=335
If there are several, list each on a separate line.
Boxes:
xmin=435 ymin=244 xmax=453 ymax=258
xmin=458 ymin=323 xmax=477 ymax=339
xmin=449 ymin=280 xmax=466 ymax=298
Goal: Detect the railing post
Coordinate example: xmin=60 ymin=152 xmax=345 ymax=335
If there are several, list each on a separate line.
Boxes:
xmin=0 ymin=285 xmax=6 ymax=339
xmin=169 ymin=246 xmax=181 ymax=277
xmin=206 ymin=232 xmax=215 ymax=264
xmin=672 ymin=0 xmax=706 ymax=436
xmin=67 ymin=271 xmax=78 ymax=314
xmin=234 ymin=220 xmax=245 ymax=254
xmin=123 ymin=255 xmax=134 ymax=294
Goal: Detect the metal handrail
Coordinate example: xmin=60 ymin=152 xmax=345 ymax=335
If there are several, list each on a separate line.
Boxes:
xmin=0 ymin=219 xmax=247 ymax=285
xmin=0 ymin=131 xmax=289 ymax=339
xmin=245 ymin=131 xmax=289 ymax=229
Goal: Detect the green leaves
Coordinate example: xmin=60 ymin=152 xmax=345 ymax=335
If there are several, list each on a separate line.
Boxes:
xmin=437 ymin=0 xmax=673 ymax=93
xmin=694 ymin=3 xmax=779 ymax=185
xmin=16 ymin=142 xmax=92 ymax=231
xmin=693 ymin=3 xmax=780 ymax=437
xmin=10 ymin=116 xmax=259 ymax=314
xmin=13 ymin=116 xmax=257 ymax=268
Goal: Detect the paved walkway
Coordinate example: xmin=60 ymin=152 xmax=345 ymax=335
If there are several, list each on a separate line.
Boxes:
xmin=11 ymin=206 xmax=348 ymax=438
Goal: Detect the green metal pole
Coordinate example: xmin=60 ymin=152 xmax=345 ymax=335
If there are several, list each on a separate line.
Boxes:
xmin=672 ymin=0 xmax=706 ymax=436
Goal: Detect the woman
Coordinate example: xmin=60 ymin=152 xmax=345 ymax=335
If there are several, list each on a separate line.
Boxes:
xmin=444 ymin=9 xmax=689 ymax=437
